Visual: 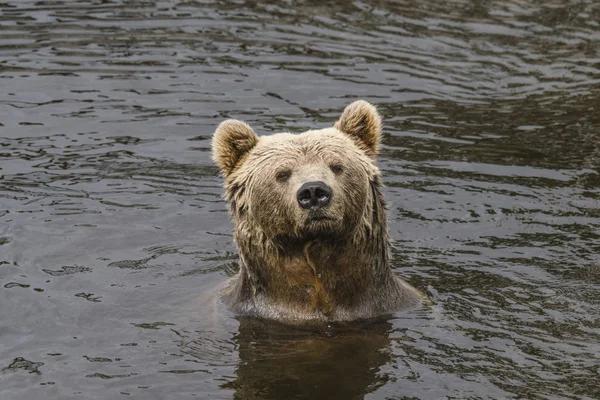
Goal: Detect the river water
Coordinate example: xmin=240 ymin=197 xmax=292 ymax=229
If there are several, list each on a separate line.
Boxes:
xmin=1 ymin=1 xmax=599 ymax=399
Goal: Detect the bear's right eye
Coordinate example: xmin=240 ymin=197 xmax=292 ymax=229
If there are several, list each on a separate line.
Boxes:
xmin=276 ymin=169 xmax=292 ymax=182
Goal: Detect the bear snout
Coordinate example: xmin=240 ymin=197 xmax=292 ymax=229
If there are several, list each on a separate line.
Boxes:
xmin=297 ymin=181 xmax=332 ymax=210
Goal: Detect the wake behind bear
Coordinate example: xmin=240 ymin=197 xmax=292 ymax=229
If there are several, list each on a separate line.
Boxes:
xmin=212 ymin=101 xmax=425 ymax=323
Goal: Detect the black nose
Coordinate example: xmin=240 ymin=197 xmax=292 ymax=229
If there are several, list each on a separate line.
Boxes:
xmin=297 ymin=181 xmax=332 ymax=210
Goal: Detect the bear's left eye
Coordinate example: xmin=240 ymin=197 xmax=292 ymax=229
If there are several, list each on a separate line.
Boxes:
xmin=330 ymin=164 xmax=344 ymax=175
xmin=276 ymin=169 xmax=292 ymax=182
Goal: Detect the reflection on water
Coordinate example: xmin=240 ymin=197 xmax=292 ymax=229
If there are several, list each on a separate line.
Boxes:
xmin=1 ymin=1 xmax=599 ymax=399
xmin=221 ymin=319 xmax=392 ymax=400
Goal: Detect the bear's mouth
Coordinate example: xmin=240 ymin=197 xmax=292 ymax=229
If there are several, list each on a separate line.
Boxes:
xmin=304 ymin=213 xmax=340 ymax=230
xmin=298 ymin=213 xmax=342 ymax=238
xmin=306 ymin=209 xmax=338 ymax=223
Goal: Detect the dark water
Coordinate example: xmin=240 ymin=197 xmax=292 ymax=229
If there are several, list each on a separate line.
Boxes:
xmin=1 ymin=1 xmax=599 ymax=399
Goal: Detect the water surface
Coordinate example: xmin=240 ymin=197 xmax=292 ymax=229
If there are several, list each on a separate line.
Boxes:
xmin=1 ymin=1 xmax=599 ymax=399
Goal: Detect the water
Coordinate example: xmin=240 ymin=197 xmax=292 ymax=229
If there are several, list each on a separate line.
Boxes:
xmin=1 ymin=1 xmax=599 ymax=399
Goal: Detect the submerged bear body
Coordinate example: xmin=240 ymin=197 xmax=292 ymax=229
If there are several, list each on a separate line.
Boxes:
xmin=212 ymin=101 xmax=424 ymax=323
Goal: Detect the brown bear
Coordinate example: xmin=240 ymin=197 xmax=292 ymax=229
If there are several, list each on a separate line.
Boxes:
xmin=212 ymin=100 xmax=424 ymax=323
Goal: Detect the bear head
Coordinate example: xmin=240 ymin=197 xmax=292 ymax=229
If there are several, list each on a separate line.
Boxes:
xmin=212 ymin=100 xmax=383 ymax=246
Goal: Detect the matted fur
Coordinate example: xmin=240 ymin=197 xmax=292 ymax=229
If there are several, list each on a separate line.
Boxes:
xmin=212 ymin=101 xmax=424 ymax=323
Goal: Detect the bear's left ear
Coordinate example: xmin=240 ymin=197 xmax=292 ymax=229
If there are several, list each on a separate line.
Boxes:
xmin=212 ymin=119 xmax=258 ymax=177
xmin=334 ymin=100 xmax=382 ymax=158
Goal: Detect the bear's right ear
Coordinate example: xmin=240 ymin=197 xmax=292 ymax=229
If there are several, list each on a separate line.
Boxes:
xmin=212 ymin=120 xmax=258 ymax=177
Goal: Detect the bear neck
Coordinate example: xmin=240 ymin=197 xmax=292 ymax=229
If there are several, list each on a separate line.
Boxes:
xmin=224 ymin=182 xmax=412 ymax=321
